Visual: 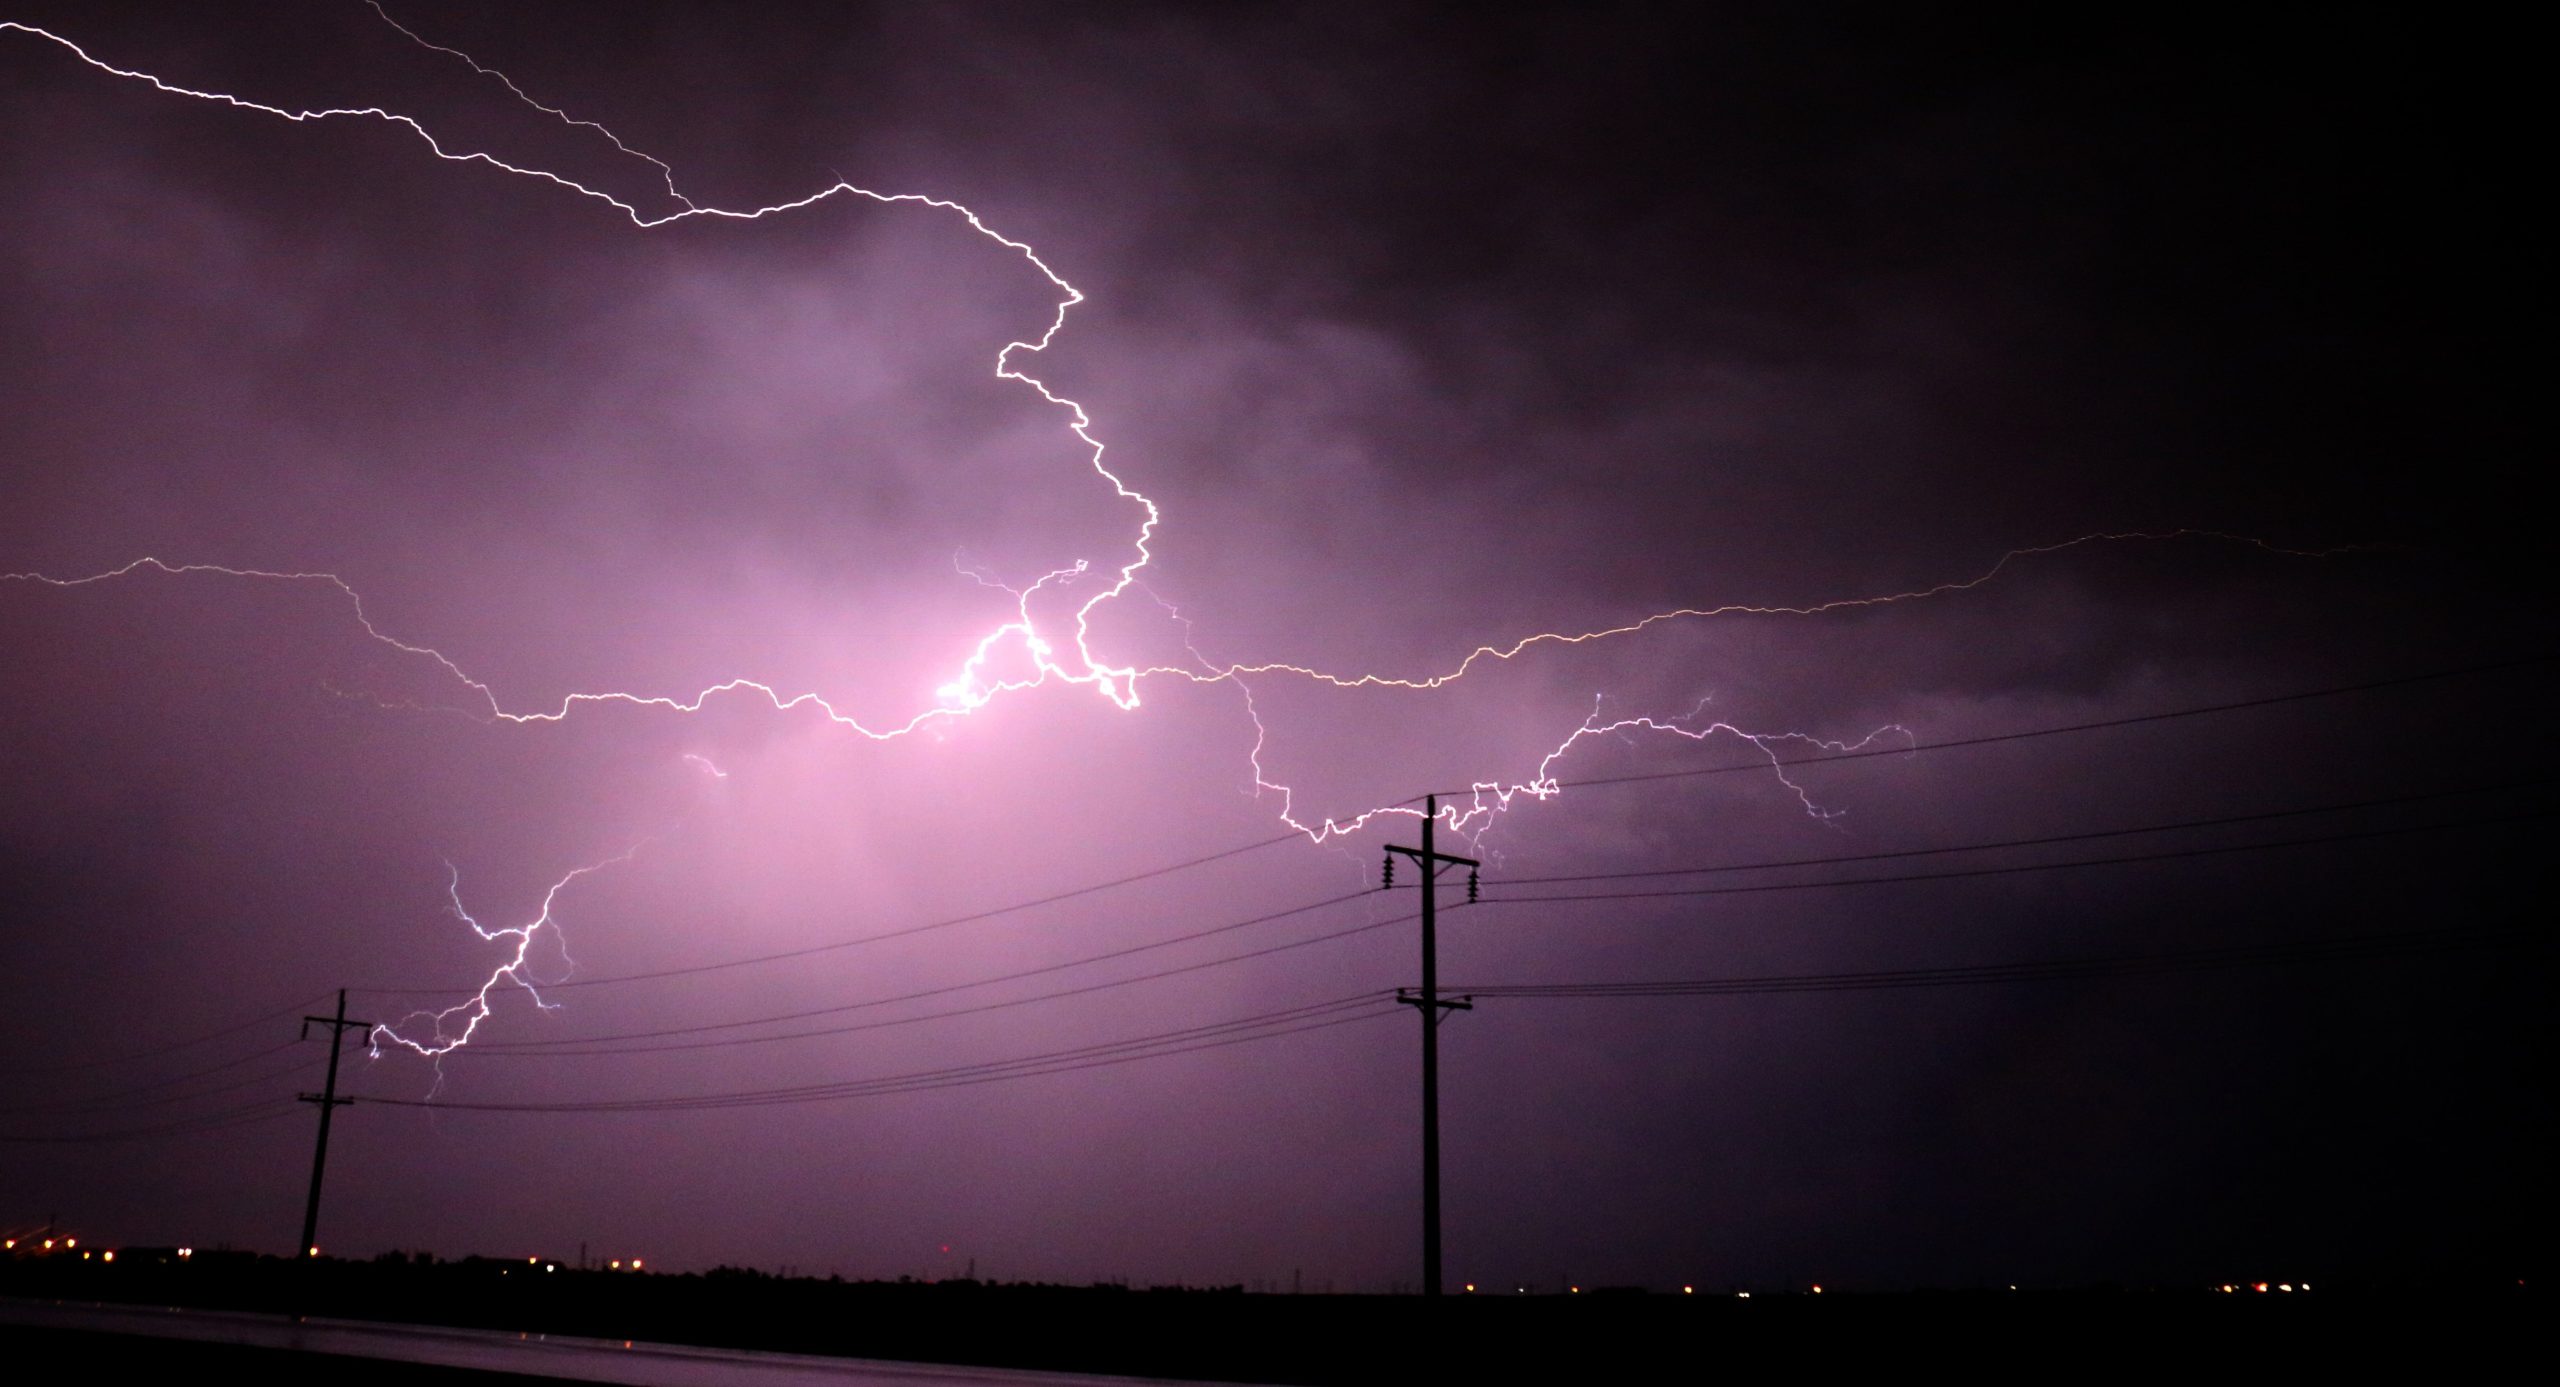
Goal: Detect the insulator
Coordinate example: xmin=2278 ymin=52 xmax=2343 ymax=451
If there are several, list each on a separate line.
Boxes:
xmin=1382 ymin=856 xmax=1394 ymax=890
xmin=1467 ymin=870 xmax=1479 ymax=903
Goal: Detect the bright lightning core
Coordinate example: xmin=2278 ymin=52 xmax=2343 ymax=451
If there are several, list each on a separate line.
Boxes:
xmin=0 ymin=8 xmax=2320 ymax=1063
xmin=0 ymin=10 xmax=1901 ymax=823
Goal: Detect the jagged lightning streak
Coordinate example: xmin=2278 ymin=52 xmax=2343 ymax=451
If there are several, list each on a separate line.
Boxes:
xmin=1148 ymin=530 xmax=2350 ymax=696
xmin=0 ymin=12 xmax=1156 ymax=729
xmin=370 ymin=847 xmax=641 ymax=1067
xmin=359 ymin=0 xmax=699 ymax=215
xmin=1203 ymin=530 xmax=2344 ymax=841
xmin=0 ymin=12 xmax=2345 ymax=993
xmin=1480 ymin=699 xmax=1914 ymax=826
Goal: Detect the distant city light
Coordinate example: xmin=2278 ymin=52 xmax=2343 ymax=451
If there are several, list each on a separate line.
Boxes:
xmin=1737 ymin=1292 xmax=1752 ymax=1299
xmin=307 ymin=1246 xmax=320 ymax=1258
xmin=101 ymin=1250 xmax=113 ymax=1263
xmin=1682 ymin=1285 xmax=1694 ymax=1295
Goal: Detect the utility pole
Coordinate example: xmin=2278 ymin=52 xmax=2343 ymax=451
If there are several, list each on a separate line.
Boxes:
xmin=1384 ymin=793 xmax=1476 ymax=1298
xmin=297 ymin=989 xmax=372 ymax=1266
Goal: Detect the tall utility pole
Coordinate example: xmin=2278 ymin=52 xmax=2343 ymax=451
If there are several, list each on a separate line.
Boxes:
xmin=1384 ymin=793 xmax=1476 ymax=1298
xmin=298 ymin=989 xmax=372 ymax=1264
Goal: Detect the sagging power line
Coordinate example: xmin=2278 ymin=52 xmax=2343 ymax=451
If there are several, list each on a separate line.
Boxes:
xmin=1473 ymin=810 xmax=2555 ymax=907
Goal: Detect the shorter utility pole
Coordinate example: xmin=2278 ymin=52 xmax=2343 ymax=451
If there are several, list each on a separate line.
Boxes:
xmin=1384 ymin=793 xmax=1477 ymax=1299
xmin=298 ymin=990 xmax=372 ymax=1267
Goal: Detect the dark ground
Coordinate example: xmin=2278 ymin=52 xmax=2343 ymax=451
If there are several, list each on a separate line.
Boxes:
xmin=2 ymin=1325 xmax=557 ymax=1383
xmin=1 ymin=1252 xmax=2532 ymax=1383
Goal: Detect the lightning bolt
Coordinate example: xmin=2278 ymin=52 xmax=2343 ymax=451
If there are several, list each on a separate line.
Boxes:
xmin=1 ymin=11 xmax=2346 ymax=1055
xmin=0 ymin=13 xmax=1151 ymax=718
xmin=370 ymin=848 xmax=641 ymax=1070
xmin=1144 ymin=529 xmax=2353 ymax=695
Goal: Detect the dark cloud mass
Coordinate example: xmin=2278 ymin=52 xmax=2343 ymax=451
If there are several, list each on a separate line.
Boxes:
xmin=1 ymin=2 xmax=2543 ymax=1294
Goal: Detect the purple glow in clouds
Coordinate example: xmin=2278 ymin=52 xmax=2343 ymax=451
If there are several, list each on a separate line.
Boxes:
xmin=0 ymin=1 xmax=2537 ymax=1294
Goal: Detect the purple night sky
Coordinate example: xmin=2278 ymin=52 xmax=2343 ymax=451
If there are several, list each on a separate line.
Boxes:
xmin=1 ymin=3 xmax=2542 ymax=1292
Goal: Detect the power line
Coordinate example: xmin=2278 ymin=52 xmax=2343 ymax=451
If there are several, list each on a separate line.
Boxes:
xmin=42 ymin=1040 xmax=304 ymax=1106
xmin=363 ymin=995 xmax=1402 ymax=1113
xmin=356 ymin=659 xmax=2543 ymax=1002
xmin=420 ymin=794 xmax=2547 ymax=1058
xmin=0 ymin=1052 xmax=322 ymax=1118
xmin=474 ymin=910 xmax=1420 ymax=1058
xmin=350 ymin=916 xmax=2535 ymax=1117
xmin=0 ymin=1096 xmax=307 ymax=1145
xmin=70 ymin=660 xmax=2524 ymax=1089
xmin=0 ymin=661 xmax=2535 ymax=1085
xmin=5 ymin=916 xmax=2514 ymax=1130
xmin=1487 ymin=779 xmax=2554 ymax=886
xmin=1474 ymin=810 xmax=2553 ymax=906
xmin=0 ymin=1039 xmax=304 ymax=1113
xmin=0 ymin=993 xmax=330 ymax=1076
xmin=528 ymin=803 xmax=2536 ymax=1059
xmin=1495 ymin=654 xmax=2553 ymax=798
xmin=1445 ymin=924 xmax=2528 ymax=998
xmin=473 ymin=887 xmax=1386 ymax=1052
xmin=353 ymin=825 xmax=1343 ymax=999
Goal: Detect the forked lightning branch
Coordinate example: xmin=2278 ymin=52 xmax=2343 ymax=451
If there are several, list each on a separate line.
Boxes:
xmin=0 ymin=7 xmax=2313 ymax=1063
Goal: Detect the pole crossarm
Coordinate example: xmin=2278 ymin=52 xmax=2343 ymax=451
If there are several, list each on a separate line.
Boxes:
xmin=1395 ymin=989 xmax=1474 ymax=1029
xmin=1384 ymin=844 xmax=1480 ymax=869
xmin=1394 ymin=989 xmax=1475 ymax=1012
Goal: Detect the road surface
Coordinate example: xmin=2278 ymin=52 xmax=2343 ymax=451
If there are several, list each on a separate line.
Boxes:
xmin=0 ymin=1295 xmax=1265 ymax=1386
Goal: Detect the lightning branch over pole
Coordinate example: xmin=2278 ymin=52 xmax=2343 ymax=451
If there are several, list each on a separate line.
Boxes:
xmin=298 ymin=989 xmax=373 ymax=1272
xmin=1385 ymin=794 xmax=1476 ymax=1298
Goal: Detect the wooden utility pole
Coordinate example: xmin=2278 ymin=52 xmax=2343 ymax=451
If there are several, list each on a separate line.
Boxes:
xmin=1385 ymin=793 xmax=1476 ymax=1297
xmin=297 ymin=989 xmax=372 ymax=1265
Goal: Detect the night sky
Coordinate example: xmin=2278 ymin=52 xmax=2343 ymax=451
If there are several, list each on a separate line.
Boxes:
xmin=2 ymin=3 xmax=2543 ymax=1293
